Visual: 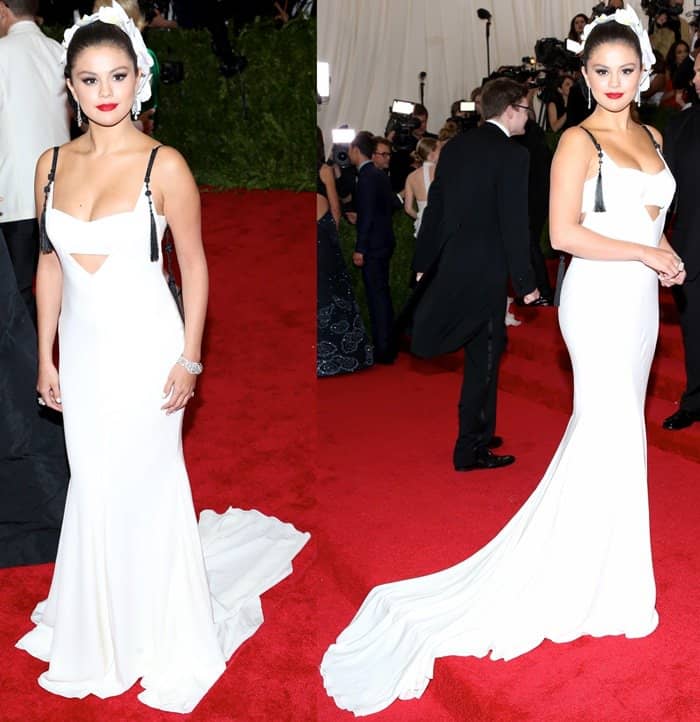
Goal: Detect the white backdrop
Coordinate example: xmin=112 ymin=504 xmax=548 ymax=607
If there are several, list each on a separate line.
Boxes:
xmin=317 ymin=0 xmax=657 ymax=146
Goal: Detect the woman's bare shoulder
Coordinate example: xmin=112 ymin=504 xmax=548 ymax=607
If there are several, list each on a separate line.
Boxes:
xmin=641 ymin=123 xmax=663 ymax=147
xmin=151 ymin=144 xmax=192 ymax=176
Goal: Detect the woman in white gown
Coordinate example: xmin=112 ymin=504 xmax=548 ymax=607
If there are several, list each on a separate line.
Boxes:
xmin=15 ymin=4 xmax=309 ymax=713
xmin=321 ymin=8 xmax=685 ymax=717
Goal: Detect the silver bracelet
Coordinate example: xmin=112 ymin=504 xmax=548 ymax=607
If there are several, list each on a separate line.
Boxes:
xmin=177 ymin=355 xmax=203 ymax=375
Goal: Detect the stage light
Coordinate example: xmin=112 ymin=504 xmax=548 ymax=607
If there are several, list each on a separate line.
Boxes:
xmin=331 ymin=127 xmax=356 ymax=144
xmin=317 ymin=62 xmax=330 ymax=103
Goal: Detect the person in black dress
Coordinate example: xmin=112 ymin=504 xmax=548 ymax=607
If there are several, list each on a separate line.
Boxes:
xmin=316 ymin=128 xmax=372 ymax=377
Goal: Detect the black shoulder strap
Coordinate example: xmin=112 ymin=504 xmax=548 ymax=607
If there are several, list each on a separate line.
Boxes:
xmin=580 ymin=127 xmax=606 ymax=213
xmin=39 ymin=146 xmax=60 ymax=254
xmin=640 ymin=124 xmax=662 ymax=152
xmin=145 ymin=145 xmax=163 ymax=262
xmin=144 ymin=144 xmax=162 ymax=184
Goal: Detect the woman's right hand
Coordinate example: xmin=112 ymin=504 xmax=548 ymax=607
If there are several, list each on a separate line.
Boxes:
xmin=640 ymin=245 xmax=684 ymax=279
xmin=37 ymin=362 xmax=62 ymax=412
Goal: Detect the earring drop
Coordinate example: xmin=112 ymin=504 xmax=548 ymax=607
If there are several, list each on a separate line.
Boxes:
xmin=76 ymin=103 xmax=82 ymax=126
xmin=587 ymin=85 xmax=591 ymax=110
xmin=131 ymin=99 xmax=140 ymax=120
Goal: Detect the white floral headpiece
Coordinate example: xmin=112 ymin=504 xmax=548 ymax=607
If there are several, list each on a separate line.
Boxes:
xmin=566 ymin=6 xmax=656 ymax=91
xmin=63 ymin=1 xmax=153 ymax=112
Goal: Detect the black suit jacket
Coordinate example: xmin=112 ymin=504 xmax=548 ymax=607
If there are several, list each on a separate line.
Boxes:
xmin=411 ymin=122 xmax=535 ymax=357
xmin=354 ymin=162 xmax=395 ymax=259
xmin=664 ymin=104 xmax=700 ymax=281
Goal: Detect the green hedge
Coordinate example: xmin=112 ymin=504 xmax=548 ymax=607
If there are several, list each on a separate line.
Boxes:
xmin=45 ymin=18 xmax=315 ymax=190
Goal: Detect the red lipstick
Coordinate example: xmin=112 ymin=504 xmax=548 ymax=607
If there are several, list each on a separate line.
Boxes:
xmin=96 ymin=103 xmax=118 ymax=111
xmin=605 ymin=93 xmax=624 ymax=99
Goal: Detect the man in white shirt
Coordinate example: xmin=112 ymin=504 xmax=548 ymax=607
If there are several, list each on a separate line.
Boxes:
xmin=0 ymin=0 xmax=69 ymax=319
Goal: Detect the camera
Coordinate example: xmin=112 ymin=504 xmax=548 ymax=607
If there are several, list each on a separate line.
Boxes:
xmin=445 ymin=101 xmax=479 ymax=133
xmin=641 ymin=1 xmax=684 ymax=19
xmin=384 ymin=100 xmax=421 ymax=151
xmin=330 ymin=127 xmax=355 ymax=168
xmin=591 ymin=2 xmax=617 ymax=18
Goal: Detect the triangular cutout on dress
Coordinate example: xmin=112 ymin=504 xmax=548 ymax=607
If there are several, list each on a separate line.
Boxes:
xmin=645 ymin=205 xmax=661 ymax=222
xmin=70 ymin=254 xmax=109 ymax=274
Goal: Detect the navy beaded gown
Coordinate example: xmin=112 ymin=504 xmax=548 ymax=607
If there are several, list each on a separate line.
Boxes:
xmin=316 ymin=168 xmax=373 ymax=377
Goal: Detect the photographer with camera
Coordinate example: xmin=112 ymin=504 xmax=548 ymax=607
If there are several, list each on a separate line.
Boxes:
xmin=386 ymin=102 xmax=436 ymax=193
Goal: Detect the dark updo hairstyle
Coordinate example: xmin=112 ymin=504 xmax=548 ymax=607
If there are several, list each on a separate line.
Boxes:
xmin=64 ymin=20 xmax=138 ymax=79
xmin=581 ymin=20 xmax=642 ymax=68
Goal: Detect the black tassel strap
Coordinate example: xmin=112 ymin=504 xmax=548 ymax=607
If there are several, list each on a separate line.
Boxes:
xmin=144 ymin=145 xmax=162 ymax=262
xmin=39 ymin=146 xmax=59 ymax=254
xmin=580 ymin=127 xmax=606 ymax=213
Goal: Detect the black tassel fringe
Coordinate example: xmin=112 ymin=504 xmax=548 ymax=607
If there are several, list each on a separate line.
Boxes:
xmin=146 ymin=186 xmax=159 ymax=262
xmin=39 ymin=185 xmax=54 ymax=254
xmin=594 ymin=170 xmax=606 ymax=213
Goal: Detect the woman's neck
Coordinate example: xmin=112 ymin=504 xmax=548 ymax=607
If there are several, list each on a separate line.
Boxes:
xmin=587 ymin=104 xmax=635 ymax=132
xmin=83 ymin=116 xmax=141 ymax=155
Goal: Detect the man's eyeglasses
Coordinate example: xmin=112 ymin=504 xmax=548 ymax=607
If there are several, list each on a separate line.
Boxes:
xmin=373 ymin=151 xmax=391 ymax=157
xmin=512 ymin=104 xmax=530 ymax=113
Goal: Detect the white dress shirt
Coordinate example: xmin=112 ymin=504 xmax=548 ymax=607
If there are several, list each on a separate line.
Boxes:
xmin=0 ymin=21 xmax=70 ymax=222
xmin=486 ymin=118 xmax=510 ymax=137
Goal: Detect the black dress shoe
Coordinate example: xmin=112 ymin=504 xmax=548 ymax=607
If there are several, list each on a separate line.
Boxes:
xmin=662 ymin=409 xmax=700 ymax=430
xmin=455 ymin=447 xmax=515 ymax=472
xmin=514 ymin=295 xmax=552 ymax=307
xmin=486 ymin=436 xmax=503 ymax=449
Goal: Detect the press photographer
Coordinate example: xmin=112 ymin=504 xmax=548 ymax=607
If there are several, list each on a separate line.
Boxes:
xmin=385 ymin=101 xmax=436 ymax=192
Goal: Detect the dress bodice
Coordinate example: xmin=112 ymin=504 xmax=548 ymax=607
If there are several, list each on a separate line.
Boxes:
xmin=581 ymin=151 xmax=676 ymax=216
xmin=579 ymin=127 xmax=676 ymax=249
xmin=47 ymin=183 xmax=167 ymax=257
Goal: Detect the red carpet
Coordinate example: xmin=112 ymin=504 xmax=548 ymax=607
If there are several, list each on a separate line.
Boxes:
xmin=316 ymin=293 xmax=700 ymax=721
xmin=2 ymin=199 xmax=699 ymax=721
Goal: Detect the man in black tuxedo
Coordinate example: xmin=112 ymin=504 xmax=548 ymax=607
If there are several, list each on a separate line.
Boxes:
xmin=662 ymin=53 xmax=700 ymax=430
xmin=412 ymin=78 xmax=539 ymax=471
xmin=350 ymin=131 xmax=396 ymax=363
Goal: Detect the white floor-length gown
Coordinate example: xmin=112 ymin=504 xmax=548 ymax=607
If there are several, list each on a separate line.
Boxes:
xmin=15 ymin=147 xmax=310 ymax=713
xmin=321 ymin=129 xmax=676 ymax=716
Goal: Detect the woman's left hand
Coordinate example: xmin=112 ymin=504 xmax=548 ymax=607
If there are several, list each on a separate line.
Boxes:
xmin=659 ymin=268 xmax=686 ymax=287
xmin=161 ymin=363 xmax=197 ymax=414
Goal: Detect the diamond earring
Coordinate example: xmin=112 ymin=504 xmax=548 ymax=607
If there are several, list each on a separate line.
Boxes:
xmin=76 ymin=103 xmax=82 ymax=126
xmin=131 ymin=99 xmax=140 ymax=120
xmin=587 ymin=85 xmax=591 ymax=110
